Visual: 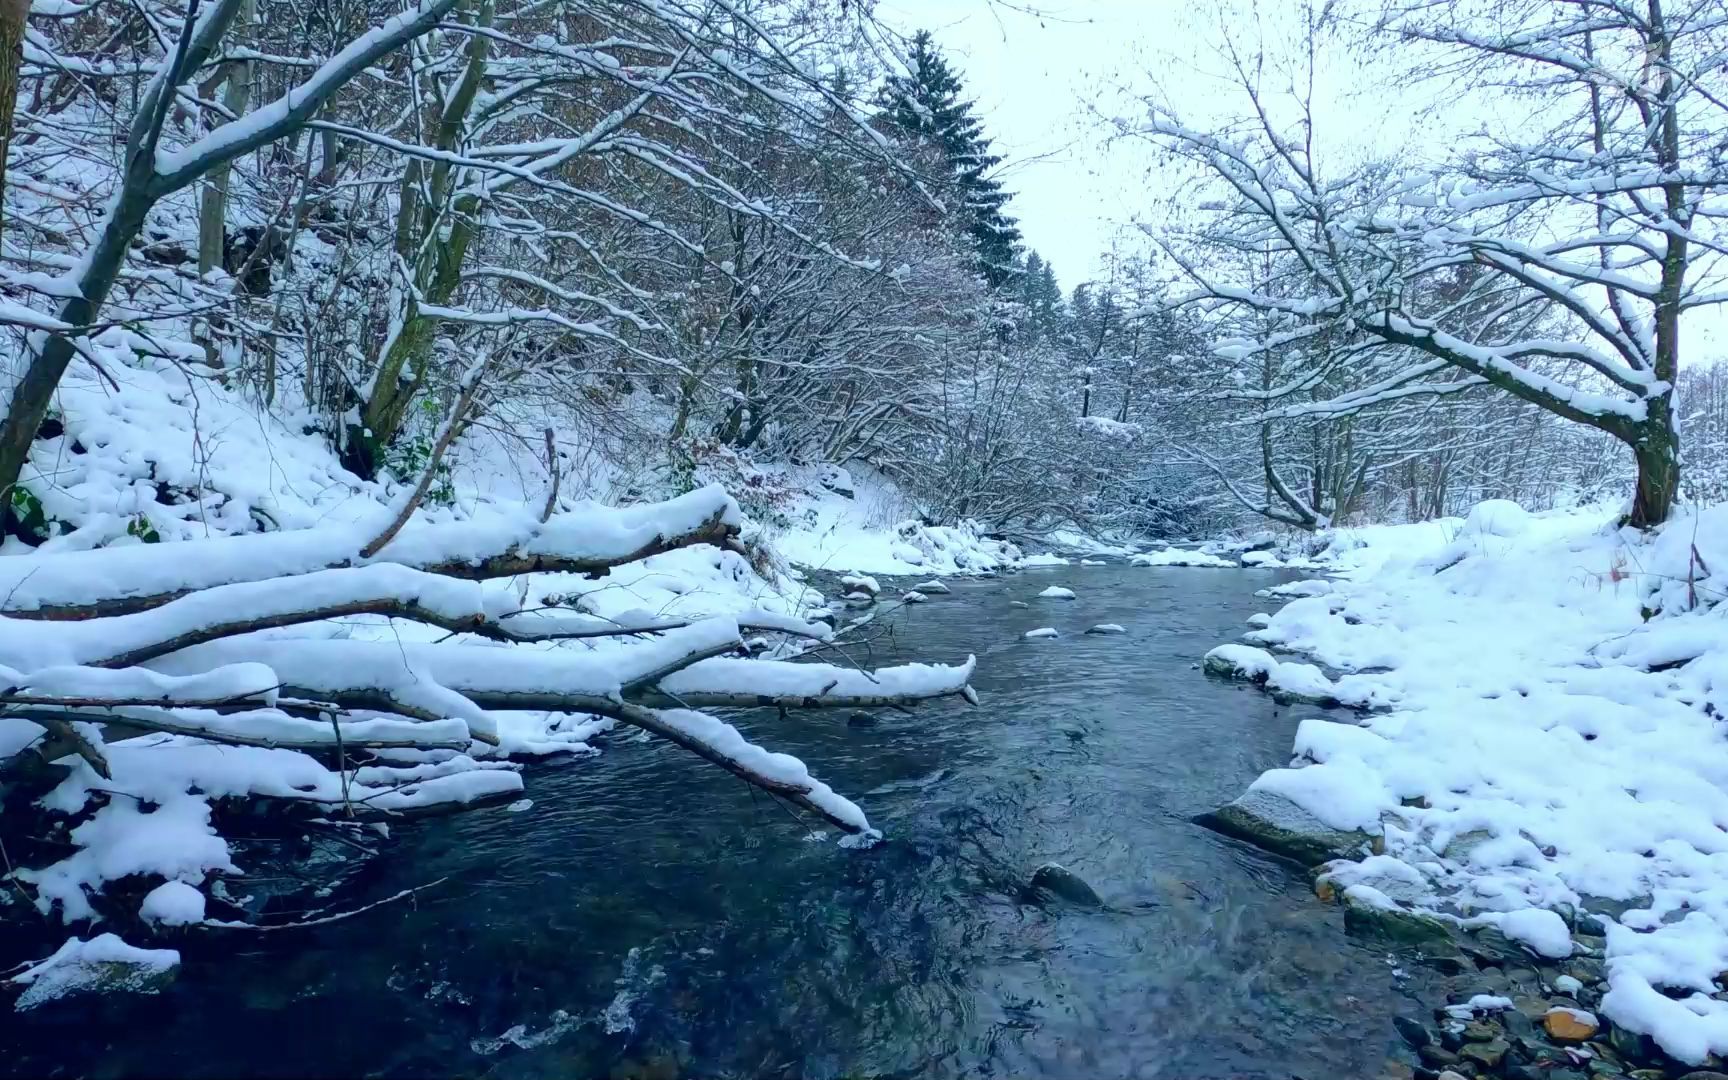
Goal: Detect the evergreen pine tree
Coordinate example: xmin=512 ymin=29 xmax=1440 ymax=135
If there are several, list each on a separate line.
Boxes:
xmin=878 ymin=31 xmax=1022 ymax=288
xmin=1016 ymin=251 xmax=1064 ymax=338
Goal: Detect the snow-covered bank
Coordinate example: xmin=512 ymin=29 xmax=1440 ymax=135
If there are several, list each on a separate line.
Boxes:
xmin=1203 ymin=499 xmax=1728 ymax=1065
xmin=762 ymin=465 xmax=1024 ymax=577
xmin=0 ymin=373 xmax=991 ymax=998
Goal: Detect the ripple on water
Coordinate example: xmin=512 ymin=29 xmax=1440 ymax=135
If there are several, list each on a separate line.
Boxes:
xmin=2 ymin=565 xmax=1444 ymax=1080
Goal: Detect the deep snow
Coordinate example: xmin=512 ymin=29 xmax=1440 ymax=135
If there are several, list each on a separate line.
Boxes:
xmin=1206 ymin=499 xmax=1728 ymax=1064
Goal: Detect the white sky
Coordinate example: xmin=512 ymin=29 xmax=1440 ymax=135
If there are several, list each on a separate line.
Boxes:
xmin=873 ymin=0 xmax=1728 ymax=360
xmin=874 ymin=1 xmax=1210 ymax=293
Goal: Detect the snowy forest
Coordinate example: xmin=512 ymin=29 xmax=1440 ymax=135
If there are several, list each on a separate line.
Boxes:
xmin=5 ymin=1 xmax=1728 ymax=1078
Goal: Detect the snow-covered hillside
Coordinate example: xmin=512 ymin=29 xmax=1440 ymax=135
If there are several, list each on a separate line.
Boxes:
xmin=1205 ymin=500 xmax=1728 ymax=1065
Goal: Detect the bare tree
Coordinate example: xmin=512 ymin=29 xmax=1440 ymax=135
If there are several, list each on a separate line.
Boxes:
xmin=1125 ymin=0 xmax=1728 ymax=527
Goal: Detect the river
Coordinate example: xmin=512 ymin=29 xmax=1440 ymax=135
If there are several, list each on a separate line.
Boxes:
xmin=4 ymin=563 xmax=1443 ymax=1079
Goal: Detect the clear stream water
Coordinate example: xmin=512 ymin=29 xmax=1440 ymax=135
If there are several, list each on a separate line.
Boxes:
xmin=5 ymin=564 xmax=1444 ymax=1079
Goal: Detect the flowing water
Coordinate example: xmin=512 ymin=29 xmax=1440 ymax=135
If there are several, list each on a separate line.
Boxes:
xmin=4 ymin=564 xmax=1442 ymax=1079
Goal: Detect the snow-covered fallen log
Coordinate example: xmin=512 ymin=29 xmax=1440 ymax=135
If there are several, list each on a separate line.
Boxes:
xmin=0 ymin=486 xmax=981 ymax=944
xmin=0 ymin=485 xmax=740 ymax=619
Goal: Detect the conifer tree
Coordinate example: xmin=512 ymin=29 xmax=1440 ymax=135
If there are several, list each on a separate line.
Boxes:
xmin=878 ymin=31 xmax=1021 ymax=287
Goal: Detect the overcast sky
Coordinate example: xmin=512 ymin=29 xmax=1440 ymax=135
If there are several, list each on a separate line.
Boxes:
xmin=873 ymin=1 xmax=1161 ymax=291
xmin=874 ymin=2 xmax=1728 ymax=361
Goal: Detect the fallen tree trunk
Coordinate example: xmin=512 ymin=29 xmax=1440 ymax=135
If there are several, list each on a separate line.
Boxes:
xmin=0 ymin=486 xmax=981 ymax=932
xmin=0 ymin=485 xmax=741 ymax=619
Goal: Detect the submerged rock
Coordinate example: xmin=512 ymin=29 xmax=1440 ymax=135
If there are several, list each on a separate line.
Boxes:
xmin=1344 ymin=899 xmax=1466 ymax=973
xmin=9 ymin=934 xmax=179 ymax=1010
xmin=1340 ymin=888 xmax=1455 ymax=946
xmin=1394 ymin=1015 xmax=1432 ymax=1049
xmin=846 ymin=711 xmax=881 ymax=728
xmin=1194 ymin=787 xmax=1378 ymax=866
xmin=1027 ymin=862 xmax=1104 ymax=908
xmin=1458 ymin=1038 xmax=1510 ymax=1070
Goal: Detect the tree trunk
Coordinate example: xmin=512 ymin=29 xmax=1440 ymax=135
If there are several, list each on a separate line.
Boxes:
xmin=1628 ymin=402 xmax=1679 ymax=529
xmin=348 ymin=0 xmax=490 ymax=476
xmin=0 ymin=0 xmax=26 ymax=253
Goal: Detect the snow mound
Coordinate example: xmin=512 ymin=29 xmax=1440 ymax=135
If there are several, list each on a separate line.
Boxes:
xmin=139 ymin=881 xmax=207 ymax=927
xmin=1497 ymin=907 xmax=1573 ymax=959
xmin=1213 ymin=499 xmax=1728 ymax=1064
xmin=1461 ymin=498 xmax=1532 ymax=538
xmin=1202 ymin=644 xmax=1339 ymax=704
xmin=1020 ymin=553 xmax=1071 ymax=567
xmin=1036 ymin=586 xmax=1076 ymax=599
xmin=1131 ymin=548 xmax=1234 ymax=568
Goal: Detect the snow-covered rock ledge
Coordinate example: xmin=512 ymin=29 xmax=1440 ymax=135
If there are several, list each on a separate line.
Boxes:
xmin=1197 ymin=499 xmax=1728 ymax=1067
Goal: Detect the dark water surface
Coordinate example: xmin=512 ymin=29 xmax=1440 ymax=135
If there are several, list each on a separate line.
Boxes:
xmin=6 ymin=565 xmax=1438 ymax=1079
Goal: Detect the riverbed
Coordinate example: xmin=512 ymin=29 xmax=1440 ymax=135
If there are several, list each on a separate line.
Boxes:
xmin=4 ymin=564 xmax=1444 ymax=1079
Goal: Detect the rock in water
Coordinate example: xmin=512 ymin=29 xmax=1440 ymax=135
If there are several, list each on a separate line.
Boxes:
xmin=1022 ymin=627 xmax=1059 ymax=640
xmin=846 ymin=711 xmax=880 ymax=728
xmin=900 ymin=590 xmax=929 ymax=604
xmin=1393 ymin=1016 xmax=1432 ymax=1049
xmin=914 ymin=579 xmax=951 ymax=594
xmin=839 ymin=573 xmax=880 ymax=596
xmin=1085 ymin=623 xmax=1126 ymax=635
xmin=1009 ymin=600 xmax=1030 ymax=609
xmin=1028 ymin=862 xmax=1104 ymax=908
xmin=1036 ymin=585 xmax=1077 ymax=599
xmin=1194 ymin=787 xmax=1379 ymax=866
xmin=10 ymin=934 xmax=179 ymax=1010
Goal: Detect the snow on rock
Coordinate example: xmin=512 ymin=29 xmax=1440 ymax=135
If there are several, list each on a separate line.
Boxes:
xmin=1130 ymin=548 xmax=1234 ymax=568
xmin=1036 ymin=586 xmax=1076 ymax=600
xmin=8 ymin=934 xmax=179 ymax=1010
xmin=914 ymin=580 xmax=951 ymax=594
xmin=1201 ymin=644 xmax=1339 ymax=705
xmin=1543 ymin=1006 xmax=1600 ymax=1043
xmin=1022 ymin=628 xmax=1059 ymax=640
xmin=1210 ymin=498 xmax=1728 ymax=1065
xmin=839 ymin=573 xmax=880 ymax=596
xmin=1020 ymin=553 xmax=1071 ymax=567
xmin=1257 ymin=580 xmax=1332 ymax=599
xmin=900 ymin=590 xmax=929 ymax=604
xmin=1497 ymin=907 xmax=1573 ymax=959
xmin=139 ymin=880 xmax=207 ymax=927
xmin=1196 ymin=787 xmax=1379 ymax=866
xmin=1085 ymin=624 xmax=1126 ymax=635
